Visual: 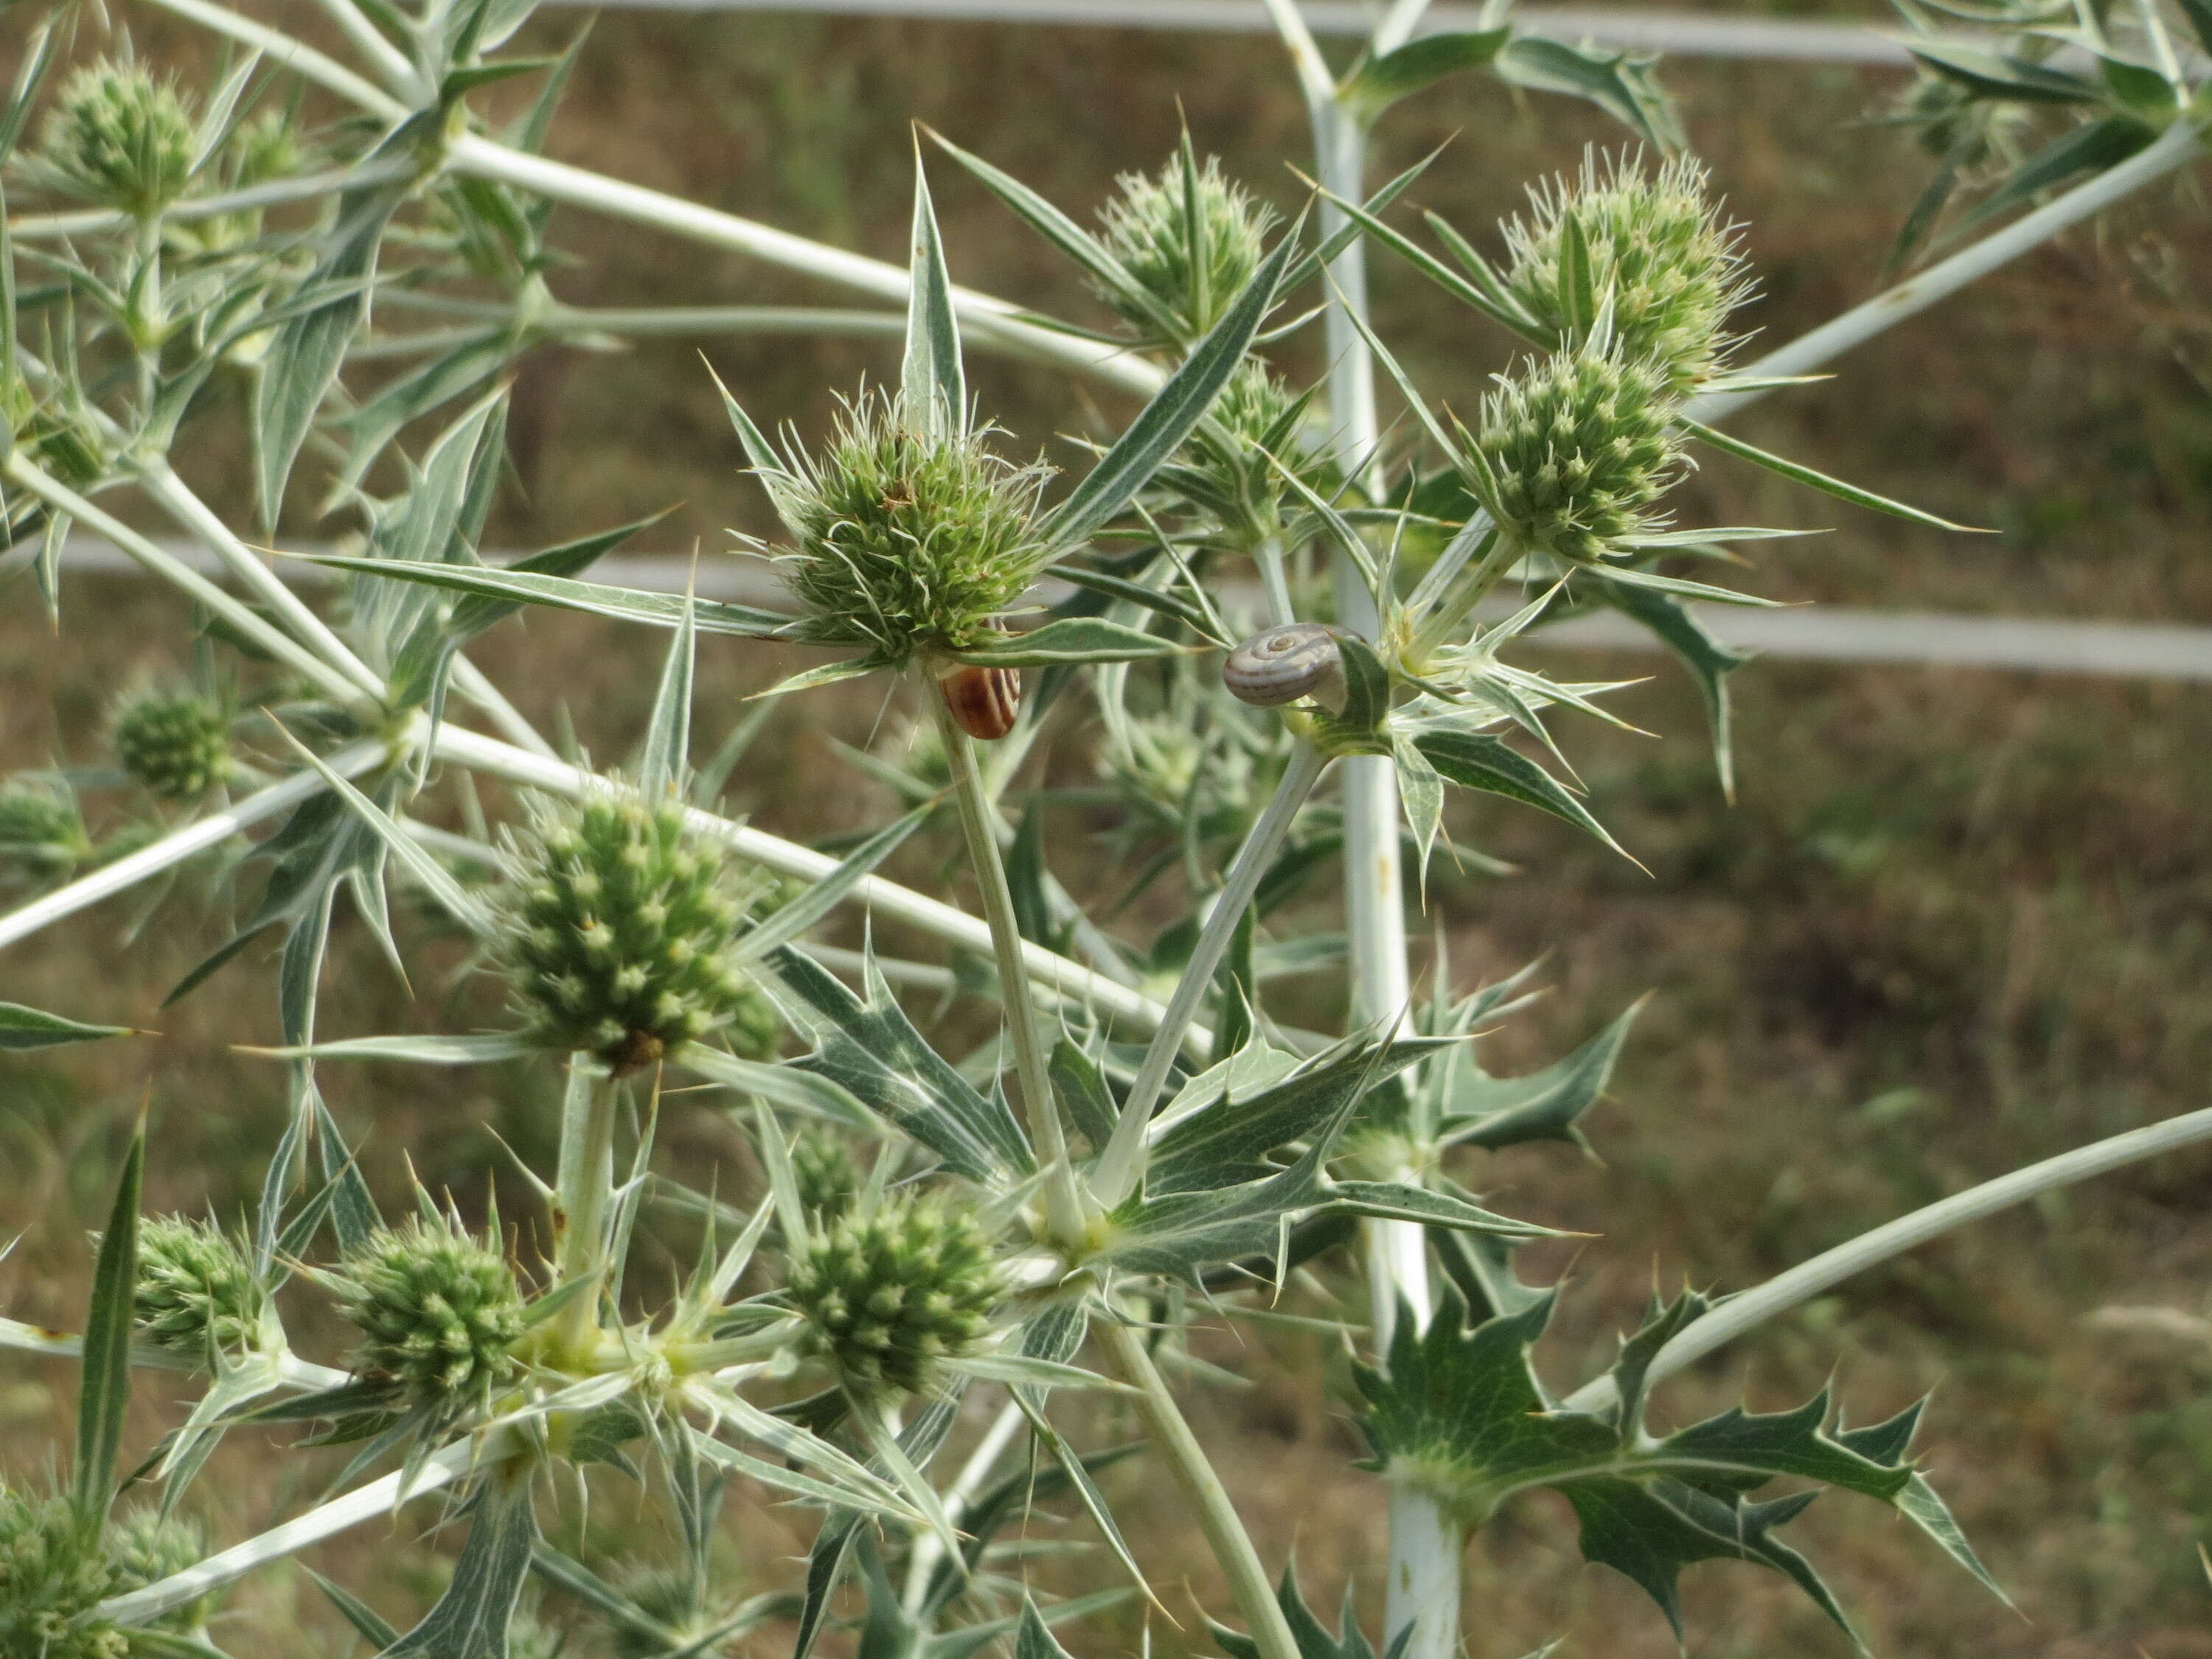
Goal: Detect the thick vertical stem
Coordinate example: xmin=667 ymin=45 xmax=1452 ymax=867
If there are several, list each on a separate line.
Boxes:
xmin=552 ymin=1057 xmax=619 ymax=1354
xmin=1095 ymin=1317 xmax=1301 ymax=1659
xmin=929 ymin=692 xmax=1084 ymax=1240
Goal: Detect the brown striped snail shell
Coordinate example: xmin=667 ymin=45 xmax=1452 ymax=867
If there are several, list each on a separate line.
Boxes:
xmin=938 ymin=663 xmax=1022 ymax=740
xmin=1223 ymin=622 xmax=1346 ymax=711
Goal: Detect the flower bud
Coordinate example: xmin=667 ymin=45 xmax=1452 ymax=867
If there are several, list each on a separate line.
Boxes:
xmin=1096 ymin=152 xmax=1277 ymax=344
xmin=790 ymin=1129 xmax=860 ymax=1223
xmin=1171 ymin=361 xmax=1326 ymax=546
xmin=498 ymin=792 xmax=778 ymax=1071
xmin=1467 ymin=349 xmax=1685 ymax=566
xmin=785 ymin=1194 xmax=1001 ymax=1397
xmin=111 ymin=690 xmax=234 ymax=801
xmin=330 ymin=1217 xmax=526 ymax=1414
xmin=37 ymin=63 xmax=196 ymax=220
xmin=0 ymin=782 xmax=92 ymax=880
xmin=1502 ymin=153 xmax=1748 ymax=394
xmin=131 ymin=1215 xmax=267 ymax=1366
xmin=106 ymin=1507 xmax=217 ymax=1630
xmin=777 ymin=392 xmax=1054 ymax=667
xmin=0 ymin=1486 xmax=129 ymax=1659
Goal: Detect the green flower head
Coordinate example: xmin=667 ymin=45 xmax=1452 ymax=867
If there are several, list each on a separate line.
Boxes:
xmin=0 ymin=782 xmax=93 ymax=879
xmin=1503 ymin=151 xmax=1749 ymax=394
xmin=329 ymin=1216 xmax=526 ymax=1415
xmin=1463 ymin=348 xmax=1686 ymax=566
xmin=1096 ymin=150 xmax=1278 ymax=343
xmin=111 ymin=689 xmax=234 ymax=801
xmin=790 ymin=1128 xmax=860 ymax=1223
xmin=767 ymin=390 xmax=1054 ymax=668
xmin=496 ymin=790 xmax=778 ymax=1073
xmin=131 ymin=1214 xmax=268 ymax=1365
xmin=0 ymin=1485 xmax=128 ymax=1659
xmin=38 ymin=62 xmax=196 ymax=220
xmin=1166 ymin=360 xmax=1326 ymax=547
xmin=106 ymin=1507 xmax=217 ymax=1631
xmin=786 ymin=1193 xmax=1002 ymax=1398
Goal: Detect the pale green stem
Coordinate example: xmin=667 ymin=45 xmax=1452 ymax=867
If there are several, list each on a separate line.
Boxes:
xmin=2 ymin=455 xmax=364 ymax=702
xmin=1094 ymin=1315 xmax=1301 ymax=1659
xmin=346 ymin=305 xmax=909 ymax=361
xmin=1252 ymin=533 xmax=1297 ymax=628
xmin=901 ymin=1394 xmax=1027 ymax=1615
xmin=10 ymin=161 xmax=414 ymax=240
xmin=552 ymin=1057 xmax=620 ymax=1353
xmin=1091 ymin=740 xmax=1329 ymax=1208
xmin=1406 ymin=526 xmax=1517 ymax=664
xmin=928 ymin=690 xmax=1085 ymax=1241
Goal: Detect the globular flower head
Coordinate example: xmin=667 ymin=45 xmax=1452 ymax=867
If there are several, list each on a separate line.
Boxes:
xmin=111 ymin=689 xmax=234 ymax=801
xmin=790 ymin=1129 xmax=860 ymax=1223
xmin=329 ymin=1215 xmax=526 ymax=1416
xmin=106 ymin=1507 xmax=216 ymax=1630
xmin=38 ymin=62 xmax=197 ymax=219
xmin=131 ymin=1214 xmax=268 ymax=1366
xmin=0 ymin=782 xmax=93 ymax=879
xmin=225 ymin=108 xmax=307 ymax=189
xmin=496 ymin=790 xmax=776 ymax=1072
xmin=786 ymin=1193 xmax=1001 ymax=1397
xmin=1503 ymin=152 xmax=1748 ymax=394
xmin=1464 ymin=349 xmax=1686 ymax=566
xmin=1168 ymin=361 xmax=1326 ymax=546
xmin=768 ymin=391 xmax=1054 ymax=669
xmin=1096 ymin=150 xmax=1277 ymax=343
xmin=0 ymin=1485 xmax=128 ymax=1659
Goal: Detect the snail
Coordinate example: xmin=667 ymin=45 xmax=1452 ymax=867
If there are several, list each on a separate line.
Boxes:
xmin=938 ymin=663 xmax=1022 ymax=741
xmin=1223 ymin=622 xmax=1346 ymax=711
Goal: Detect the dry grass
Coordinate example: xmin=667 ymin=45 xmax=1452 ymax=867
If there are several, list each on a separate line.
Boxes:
xmin=6 ymin=2 xmax=2212 ymax=1654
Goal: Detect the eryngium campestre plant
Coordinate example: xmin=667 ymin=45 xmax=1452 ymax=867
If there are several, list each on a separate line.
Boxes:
xmin=771 ymin=390 xmax=1054 ymax=667
xmin=111 ymin=690 xmax=234 ymax=801
xmin=1463 ymin=349 xmax=1686 ymax=565
xmin=0 ymin=1486 xmax=125 ymax=1659
xmin=131 ymin=1214 xmax=267 ymax=1365
xmin=329 ymin=1216 xmax=526 ymax=1414
xmin=496 ymin=790 xmax=777 ymax=1071
xmin=0 ymin=782 xmax=93 ymax=878
xmin=787 ymin=1194 xmax=1001 ymax=1397
xmin=1096 ymin=151 xmax=1278 ymax=343
xmin=35 ymin=62 xmax=196 ymax=220
xmin=1503 ymin=152 xmax=1748 ymax=393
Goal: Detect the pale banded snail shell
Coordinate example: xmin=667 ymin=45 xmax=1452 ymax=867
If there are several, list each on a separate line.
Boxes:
xmin=1223 ymin=622 xmax=1346 ymax=710
xmin=938 ymin=664 xmax=1022 ymax=740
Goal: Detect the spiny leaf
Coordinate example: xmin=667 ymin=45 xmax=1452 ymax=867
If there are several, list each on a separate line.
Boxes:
xmin=0 ymin=1000 xmax=132 ymax=1050
xmin=74 ymin=1121 xmax=143 ymax=1536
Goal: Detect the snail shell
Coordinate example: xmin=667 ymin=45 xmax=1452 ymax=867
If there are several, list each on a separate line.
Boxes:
xmin=1223 ymin=622 xmax=1346 ymax=710
xmin=939 ymin=664 xmax=1022 ymax=741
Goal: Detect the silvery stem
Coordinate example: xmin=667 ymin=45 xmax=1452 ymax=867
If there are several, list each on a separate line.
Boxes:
xmin=552 ymin=1057 xmax=621 ymax=1354
xmin=1091 ymin=740 xmax=1330 ymax=1209
xmin=10 ymin=160 xmax=414 ymax=240
xmin=900 ymin=1395 xmax=1028 ymax=1615
xmin=1562 ymin=1102 xmax=2212 ymax=1415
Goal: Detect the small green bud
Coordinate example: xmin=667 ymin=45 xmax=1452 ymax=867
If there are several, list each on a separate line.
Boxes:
xmin=329 ymin=1217 xmax=526 ymax=1415
xmin=786 ymin=1194 xmax=1001 ymax=1397
xmin=790 ymin=1129 xmax=859 ymax=1222
xmin=773 ymin=391 xmax=1054 ymax=667
xmin=1169 ymin=361 xmax=1326 ymax=547
xmin=105 ymin=1507 xmax=217 ymax=1630
xmin=111 ymin=690 xmax=234 ymax=801
xmin=1467 ymin=349 xmax=1685 ymax=565
xmin=1503 ymin=153 xmax=1749 ymax=394
xmin=0 ymin=782 xmax=92 ymax=879
xmin=0 ymin=1485 xmax=128 ymax=1659
xmin=496 ymin=791 xmax=778 ymax=1070
xmin=226 ymin=108 xmax=307 ymax=190
xmin=37 ymin=63 xmax=197 ymax=219
xmin=131 ymin=1215 xmax=268 ymax=1366
xmin=1096 ymin=150 xmax=1277 ymax=344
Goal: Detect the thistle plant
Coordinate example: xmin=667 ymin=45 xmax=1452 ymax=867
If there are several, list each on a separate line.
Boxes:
xmin=4 ymin=3 xmax=2211 ymax=1658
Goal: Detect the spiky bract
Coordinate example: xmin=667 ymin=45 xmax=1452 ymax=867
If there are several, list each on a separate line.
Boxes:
xmin=497 ymin=792 xmax=776 ymax=1071
xmin=1096 ymin=153 xmax=1277 ymax=342
xmin=1503 ymin=153 xmax=1748 ymax=394
xmin=787 ymin=1194 xmax=1001 ymax=1397
xmin=111 ymin=692 xmax=233 ymax=801
xmin=0 ymin=783 xmax=92 ymax=878
xmin=38 ymin=63 xmax=196 ymax=220
xmin=1465 ymin=350 xmax=1686 ymax=565
xmin=771 ymin=392 xmax=1054 ymax=667
xmin=132 ymin=1215 xmax=266 ymax=1365
xmin=330 ymin=1217 xmax=526 ymax=1414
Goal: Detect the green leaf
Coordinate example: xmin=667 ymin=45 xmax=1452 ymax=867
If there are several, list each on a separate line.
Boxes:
xmin=1016 ymin=1600 xmax=1077 ymax=1659
xmin=1307 ymin=633 xmax=1395 ymax=757
xmin=1906 ymin=38 xmax=2104 ymax=104
xmin=0 ymin=1000 xmax=131 ymax=1050
xmin=1945 ymin=114 xmax=2157 ymax=240
xmin=2176 ymin=0 xmax=2212 ymax=52
xmin=252 ymin=168 xmax=411 ymax=526
xmin=1052 ymin=566 xmax=1236 ymax=647
xmin=1048 ymin=1036 xmax=1119 ymax=1154
xmin=1211 ymin=1565 xmax=1408 ymax=1659
xmin=1587 ymin=579 xmax=1747 ymax=799
xmin=74 ymin=1122 xmax=143 ymax=1537
xmin=1413 ymin=727 xmax=1630 ymax=861
xmin=1440 ymin=1001 xmax=1641 ymax=1154
xmin=902 ymin=150 xmax=965 ymax=440
xmin=736 ymin=805 xmax=929 ymax=962
xmin=305 ymin=1565 xmax=402 ymax=1649
xmin=952 ymin=616 xmax=1186 ymax=668
xmin=1677 ymin=418 xmax=1980 ymax=533
xmin=380 ymin=1476 xmax=539 ymax=1658
xmin=1324 ymin=1181 xmax=1556 ymax=1237
xmin=250 ymin=1032 xmax=542 ymax=1066
xmin=1492 ymin=35 xmax=1682 ymax=150
xmin=1343 ymin=29 xmax=1512 ymax=116
xmin=292 ymin=552 xmax=793 ymax=637
xmin=1046 ymin=219 xmax=1301 ymax=553
xmin=639 ymin=583 xmax=698 ymax=802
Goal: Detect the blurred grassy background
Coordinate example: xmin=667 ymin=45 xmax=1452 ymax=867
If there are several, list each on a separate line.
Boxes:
xmin=7 ymin=1 xmax=2212 ymax=1654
